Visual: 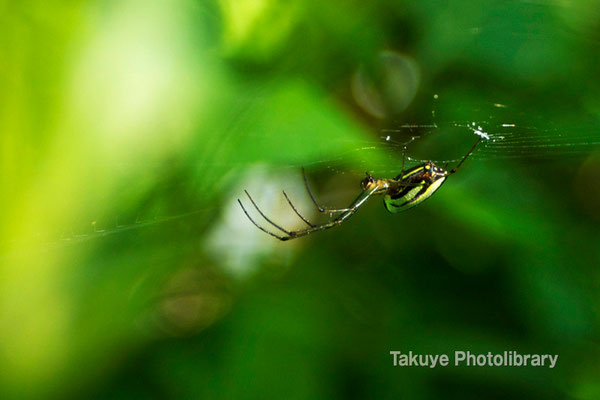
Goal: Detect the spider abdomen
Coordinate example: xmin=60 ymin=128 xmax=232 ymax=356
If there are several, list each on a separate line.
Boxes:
xmin=383 ymin=178 xmax=446 ymax=213
xmin=384 ymin=162 xmax=447 ymax=213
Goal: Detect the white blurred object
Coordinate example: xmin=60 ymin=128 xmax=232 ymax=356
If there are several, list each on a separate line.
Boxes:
xmin=205 ymin=165 xmax=309 ymax=278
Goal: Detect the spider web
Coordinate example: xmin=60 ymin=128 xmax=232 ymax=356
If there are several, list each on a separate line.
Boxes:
xmin=14 ymin=98 xmax=599 ymax=252
xmin=304 ymin=99 xmax=600 ymax=177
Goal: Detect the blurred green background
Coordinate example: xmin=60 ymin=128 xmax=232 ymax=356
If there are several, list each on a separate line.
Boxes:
xmin=2 ymin=0 xmax=600 ymax=398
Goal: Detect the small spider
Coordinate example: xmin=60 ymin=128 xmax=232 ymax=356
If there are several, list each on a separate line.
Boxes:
xmin=238 ymin=137 xmax=483 ymax=241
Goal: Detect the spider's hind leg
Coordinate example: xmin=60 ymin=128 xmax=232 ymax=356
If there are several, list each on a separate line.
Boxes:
xmin=448 ymin=137 xmax=483 ymax=175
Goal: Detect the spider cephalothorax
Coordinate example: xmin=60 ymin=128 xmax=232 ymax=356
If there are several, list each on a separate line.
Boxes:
xmin=384 ymin=161 xmax=449 ymax=213
xmin=361 ymin=172 xmax=389 ymax=194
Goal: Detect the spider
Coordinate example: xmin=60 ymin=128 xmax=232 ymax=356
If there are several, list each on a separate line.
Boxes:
xmin=238 ymin=136 xmax=484 ymax=241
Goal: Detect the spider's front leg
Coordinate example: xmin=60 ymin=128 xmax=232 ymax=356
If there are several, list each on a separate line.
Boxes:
xmin=276 ymin=185 xmax=380 ymax=240
xmin=301 ymin=168 xmax=353 ymax=214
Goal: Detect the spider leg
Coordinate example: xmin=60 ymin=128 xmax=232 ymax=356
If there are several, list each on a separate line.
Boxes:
xmin=243 ymin=190 xmax=292 ymax=235
xmin=278 ymin=186 xmax=379 ymax=241
xmin=302 ymin=167 xmax=352 ymax=213
xmin=448 ymin=137 xmax=482 ymax=175
xmin=281 ymin=215 xmax=346 ymax=240
xmin=240 ymin=177 xmax=382 ymax=241
xmin=282 ymin=191 xmax=315 ymax=227
xmin=237 ymin=199 xmax=287 ymax=240
xmin=401 ymin=145 xmax=407 ymax=176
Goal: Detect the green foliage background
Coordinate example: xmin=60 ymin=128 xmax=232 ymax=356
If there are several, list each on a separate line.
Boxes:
xmin=1 ymin=0 xmax=599 ymax=398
